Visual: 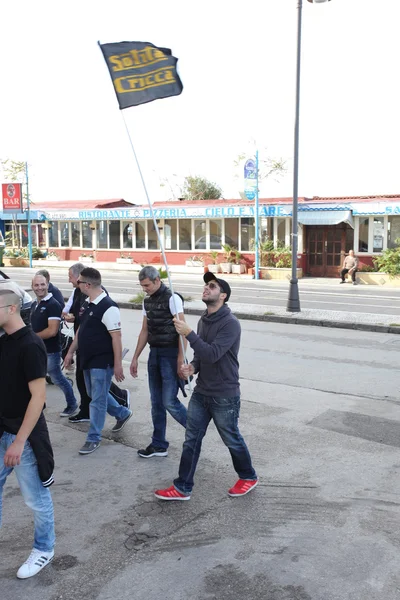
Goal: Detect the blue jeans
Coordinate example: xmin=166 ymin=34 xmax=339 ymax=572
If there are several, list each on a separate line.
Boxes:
xmin=174 ymin=392 xmax=257 ymax=495
xmin=48 ymin=351 xmax=77 ymax=409
xmin=0 ymin=433 xmax=55 ymax=552
xmin=84 ymin=367 xmax=131 ymax=443
xmin=148 ymin=347 xmax=187 ymax=449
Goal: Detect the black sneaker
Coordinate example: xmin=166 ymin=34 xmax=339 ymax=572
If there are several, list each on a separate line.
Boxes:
xmin=60 ymin=405 xmax=79 ymax=417
xmin=79 ymin=441 xmax=100 ymax=455
xmin=69 ymin=413 xmax=90 ymax=423
xmin=138 ymin=445 xmax=168 ymax=458
xmin=112 ymin=410 xmax=132 ymax=433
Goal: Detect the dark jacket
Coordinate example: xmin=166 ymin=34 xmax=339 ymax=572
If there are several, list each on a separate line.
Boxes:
xmin=186 ymin=304 xmax=241 ymax=397
xmin=0 ymin=413 xmax=54 ymax=487
xmin=48 ymin=282 xmax=65 ymax=310
xmin=144 ymin=283 xmax=180 ymax=348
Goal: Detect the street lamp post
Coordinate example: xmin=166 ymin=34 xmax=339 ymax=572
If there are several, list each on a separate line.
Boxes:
xmin=287 ymin=0 xmax=331 ymax=312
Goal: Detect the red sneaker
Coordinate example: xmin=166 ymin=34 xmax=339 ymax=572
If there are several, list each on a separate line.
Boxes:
xmin=228 ymin=479 xmax=258 ymax=497
xmin=154 ymin=485 xmax=191 ymax=501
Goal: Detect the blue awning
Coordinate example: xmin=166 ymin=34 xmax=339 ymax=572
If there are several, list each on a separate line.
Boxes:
xmin=298 ymin=210 xmax=353 ymax=228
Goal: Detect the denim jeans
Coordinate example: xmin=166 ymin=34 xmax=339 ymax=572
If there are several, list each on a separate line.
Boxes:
xmin=48 ymin=351 xmax=77 ymax=409
xmin=0 ymin=433 xmax=55 ymax=552
xmin=174 ymin=392 xmax=257 ymax=495
xmin=84 ymin=367 xmax=131 ymax=443
xmin=148 ymin=347 xmax=187 ymax=449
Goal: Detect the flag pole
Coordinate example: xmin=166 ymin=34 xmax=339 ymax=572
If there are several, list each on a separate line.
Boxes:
xmin=120 ymin=112 xmax=191 ymax=378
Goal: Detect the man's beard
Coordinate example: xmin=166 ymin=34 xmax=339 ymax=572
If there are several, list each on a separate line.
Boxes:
xmin=202 ymin=296 xmax=217 ymax=306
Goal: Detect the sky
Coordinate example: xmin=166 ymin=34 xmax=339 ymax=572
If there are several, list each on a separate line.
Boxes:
xmin=1 ymin=0 xmax=399 ymax=206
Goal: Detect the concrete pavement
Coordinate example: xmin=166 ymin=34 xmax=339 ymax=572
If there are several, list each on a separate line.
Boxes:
xmin=2 ymin=314 xmax=400 ymax=600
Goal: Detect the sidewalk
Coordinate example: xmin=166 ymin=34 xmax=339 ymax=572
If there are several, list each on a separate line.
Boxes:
xmin=114 ymin=293 xmax=400 ymax=335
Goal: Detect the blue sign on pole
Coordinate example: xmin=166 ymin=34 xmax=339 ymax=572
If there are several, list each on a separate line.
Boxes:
xmin=244 ymin=158 xmax=257 ymax=200
xmin=244 ymin=188 xmax=256 ymax=200
xmin=244 ymin=159 xmax=256 ymax=180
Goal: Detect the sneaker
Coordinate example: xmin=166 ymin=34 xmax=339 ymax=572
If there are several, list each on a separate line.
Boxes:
xmin=228 ymin=479 xmax=259 ymax=497
xmin=154 ymin=485 xmax=190 ymax=501
xmin=120 ymin=389 xmax=130 ymax=409
xmin=111 ymin=410 xmax=133 ymax=433
xmin=79 ymin=441 xmax=100 ymax=455
xmin=68 ymin=413 xmax=90 ymax=423
xmin=138 ymin=445 xmax=168 ymax=458
xmin=339 ymin=281 xmax=345 ymax=284
xmin=60 ymin=405 xmax=79 ymax=417
xmin=17 ymin=548 xmax=54 ymax=579
xmin=353 ymin=282 xmax=357 ymax=285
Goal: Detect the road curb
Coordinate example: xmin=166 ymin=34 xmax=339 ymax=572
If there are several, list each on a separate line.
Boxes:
xmin=117 ymin=301 xmax=400 ymax=335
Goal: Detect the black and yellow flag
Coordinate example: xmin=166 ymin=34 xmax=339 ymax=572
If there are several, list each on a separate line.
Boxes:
xmin=99 ymin=41 xmax=183 ymax=109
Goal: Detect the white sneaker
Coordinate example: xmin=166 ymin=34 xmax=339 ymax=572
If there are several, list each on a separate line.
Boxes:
xmin=17 ymin=548 xmax=54 ymax=579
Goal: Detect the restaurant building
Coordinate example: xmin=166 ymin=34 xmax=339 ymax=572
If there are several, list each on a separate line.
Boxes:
xmin=1 ymin=195 xmax=400 ymax=277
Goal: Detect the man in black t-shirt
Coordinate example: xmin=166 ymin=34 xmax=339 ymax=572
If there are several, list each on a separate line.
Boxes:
xmin=0 ymin=285 xmax=56 ymax=579
xmin=31 ymin=274 xmax=78 ymax=418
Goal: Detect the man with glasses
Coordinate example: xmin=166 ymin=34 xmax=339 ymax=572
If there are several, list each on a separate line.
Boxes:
xmin=64 ymin=268 xmax=132 ymax=455
xmin=154 ymin=272 xmax=258 ymax=501
xmin=31 ymin=274 xmax=79 ymax=418
xmin=0 ymin=284 xmax=55 ymax=579
xmin=63 ymin=263 xmax=130 ymax=423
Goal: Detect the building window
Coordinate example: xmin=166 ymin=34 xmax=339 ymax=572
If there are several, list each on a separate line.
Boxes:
xmin=48 ymin=221 xmax=58 ymax=247
xmin=20 ymin=225 xmax=37 ymax=247
xmin=109 ymin=221 xmax=120 ymax=249
xmin=358 ymin=218 xmax=369 ymax=252
xmin=225 ymin=218 xmax=239 ymax=248
xmin=240 ymin=218 xmax=255 ymax=251
xmin=194 ymin=220 xmax=206 ymax=250
xmin=372 ymin=217 xmax=384 ymax=252
xmin=164 ymin=219 xmax=177 ymax=250
xmin=209 ymin=219 xmax=222 ymax=249
xmin=387 ymin=216 xmax=400 ymax=249
xmin=345 ymin=226 xmax=354 ymax=253
xmin=135 ymin=221 xmax=145 ymax=248
xmin=97 ymin=221 xmax=107 ymax=248
xmin=148 ymin=221 xmax=159 ymax=250
xmin=71 ymin=222 xmax=80 ymax=247
xmin=122 ymin=222 xmax=133 ymax=248
xmin=38 ymin=225 xmax=46 ymax=247
xmin=259 ymin=217 xmax=274 ymax=245
xmin=277 ymin=218 xmax=286 ymax=247
xmin=60 ymin=222 xmax=70 ymax=247
xmin=82 ymin=221 xmax=93 ymax=249
xmin=178 ymin=219 xmax=191 ymax=250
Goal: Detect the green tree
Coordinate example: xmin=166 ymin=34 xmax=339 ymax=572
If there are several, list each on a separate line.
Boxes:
xmin=182 ymin=175 xmax=222 ymax=201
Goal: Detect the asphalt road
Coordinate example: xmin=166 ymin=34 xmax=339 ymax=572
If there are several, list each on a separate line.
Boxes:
xmin=4 ymin=266 xmax=400 ymax=316
xmin=2 ymin=313 xmax=400 ymax=600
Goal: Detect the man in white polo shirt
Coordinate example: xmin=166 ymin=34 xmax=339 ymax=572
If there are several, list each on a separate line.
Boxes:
xmin=64 ymin=268 xmax=132 ymax=455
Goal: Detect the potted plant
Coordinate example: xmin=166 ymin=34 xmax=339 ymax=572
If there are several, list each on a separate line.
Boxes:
xmin=79 ymin=252 xmax=95 ymax=263
xmin=231 ymin=250 xmax=246 ymax=274
xmin=220 ymin=244 xmax=236 ymax=273
xmin=3 ymin=248 xmax=28 ymax=267
xmin=208 ymin=250 xmax=221 ymax=273
xmin=185 ymin=255 xmax=204 ymax=267
xmin=46 ymin=250 xmax=60 ymax=261
xmin=116 ymin=252 xmax=133 ymax=264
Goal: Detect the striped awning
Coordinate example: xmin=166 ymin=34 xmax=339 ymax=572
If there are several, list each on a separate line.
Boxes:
xmin=298 ymin=210 xmax=353 ymax=228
